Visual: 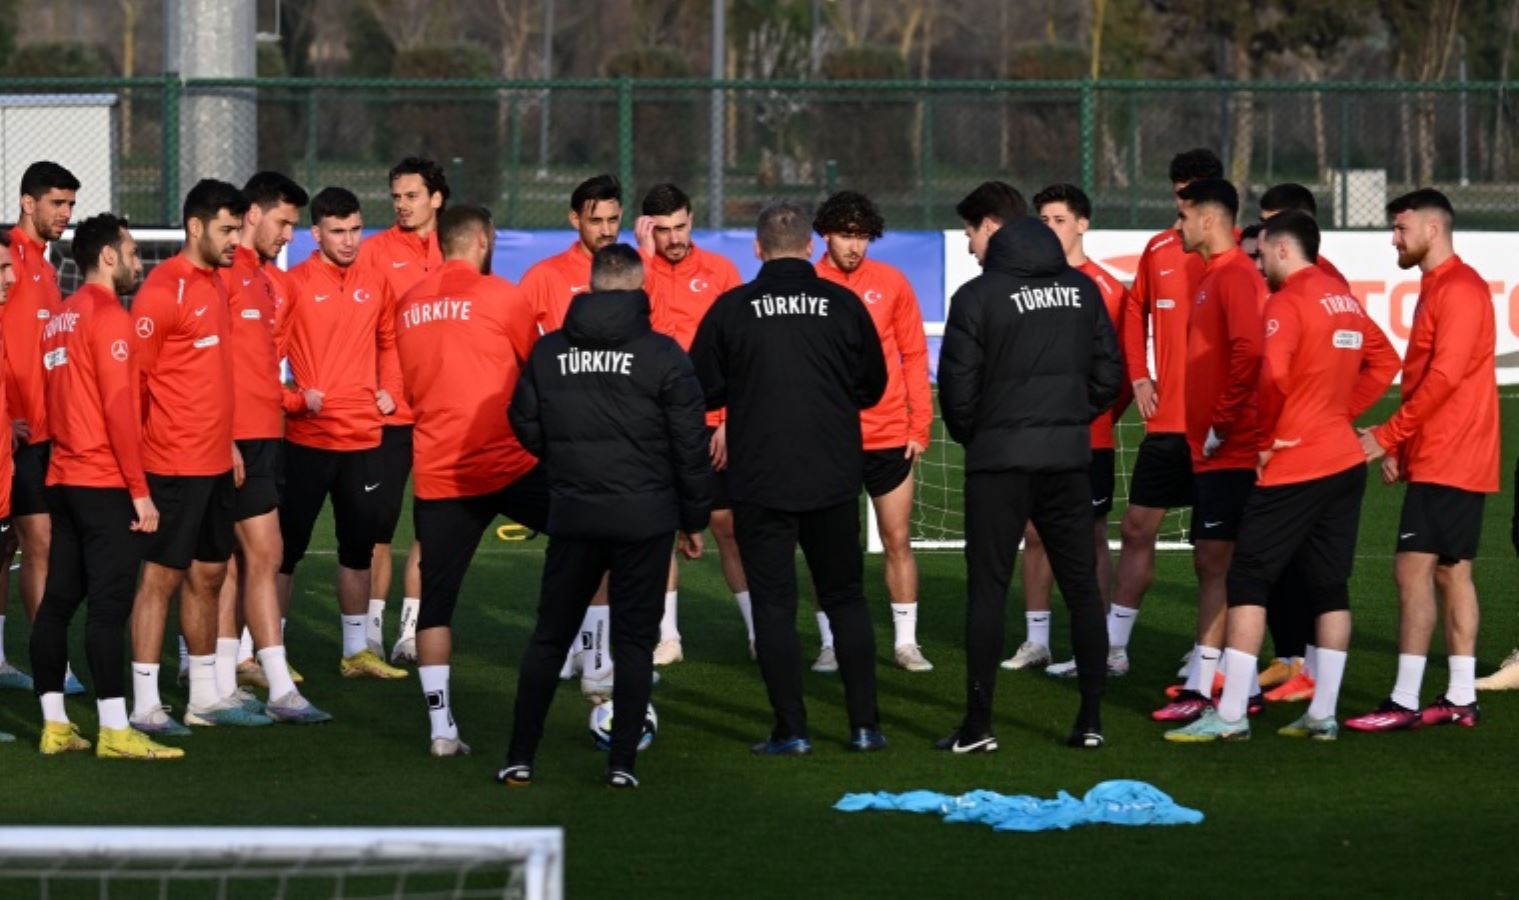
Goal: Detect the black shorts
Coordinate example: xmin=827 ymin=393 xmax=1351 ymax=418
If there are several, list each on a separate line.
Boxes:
xmin=863 ymin=447 xmax=913 ymax=499
xmin=372 ymin=424 xmax=414 ymax=545
xmin=1397 ymin=482 xmax=1485 ymax=564
xmin=1088 ymin=449 xmax=1116 ymax=516
xmin=414 ymin=465 xmax=551 ymax=631
xmin=705 ymin=427 xmax=730 ymax=511
xmin=233 ymin=438 xmax=282 ymax=522
xmin=140 ymin=471 xmax=237 ymax=569
xmin=278 ymin=441 xmax=385 ymax=573
xmin=1190 ymin=468 xmax=1257 ymax=542
xmin=10 ymin=440 xmax=51 ymax=517
xmin=1227 ymin=464 xmax=1367 ymax=610
xmin=1128 ymin=433 xmax=1194 ymax=510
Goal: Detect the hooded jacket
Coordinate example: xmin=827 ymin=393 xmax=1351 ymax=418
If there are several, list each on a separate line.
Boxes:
xmin=689 ymin=257 xmax=888 ymax=512
xmin=509 ymin=289 xmax=713 ymax=542
xmin=938 ymin=217 xmax=1123 ymax=474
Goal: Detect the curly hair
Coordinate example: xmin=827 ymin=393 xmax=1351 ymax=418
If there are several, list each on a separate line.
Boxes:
xmin=812 ymin=190 xmax=884 ymax=240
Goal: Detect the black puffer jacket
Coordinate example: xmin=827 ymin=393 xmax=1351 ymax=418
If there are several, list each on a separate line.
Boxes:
xmin=938 ymin=217 xmax=1123 ymax=474
xmin=509 ymin=289 xmax=713 ymax=541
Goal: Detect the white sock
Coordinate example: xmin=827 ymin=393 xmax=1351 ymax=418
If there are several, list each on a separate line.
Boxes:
xmin=1107 ymin=605 xmax=1139 ymax=650
xmin=341 ymin=615 xmax=368 ymax=657
xmin=0 ymin=614 xmax=6 ymax=663
xmin=660 ymin=591 xmax=680 ymax=642
xmin=214 ymin=638 xmax=240 ymax=699
xmin=891 ymin=602 xmax=918 ymax=648
xmin=1250 ymin=667 xmax=1261 ymax=697
xmin=366 ymin=599 xmax=386 ymax=650
xmin=177 ymin=634 xmax=189 ymax=671
xmin=1025 ymin=611 xmax=1051 ymax=649
xmin=186 ymin=655 xmax=219 ymax=709
xmin=238 ymin=626 xmax=255 ymax=662
xmin=132 ymin=663 xmax=162 ymax=719
xmin=1447 ymin=655 xmax=1477 ymax=706
xmin=816 ymin=611 xmax=835 ymax=651
xmin=1308 ymin=648 xmax=1348 ymax=720
xmin=1216 ymin=648 xmax=1256 ymax=722
xmin=258 ymin=646 xmax=299 ymax=701
xmin=419 ymin=664 xmax=458 ymax=740
xmin=40 ymin=691 xmax=68 ymax=724
xmin=1186 ymin=645 xmax=1222 ymax=694
xmin=1391 ymin=653 xmax=1426 ymax=710
xmin=585 ymin=606 xmax=612 ymax=679
xmin=1304 ymin=644 xmax=1318 ymax=679
xmin=97 ymin=697 xmax=129 ymax=730
xmin=735 ymin=591 xmax=755 ymax=642
xmin=398 ymin=597 xmax=420 ymax=642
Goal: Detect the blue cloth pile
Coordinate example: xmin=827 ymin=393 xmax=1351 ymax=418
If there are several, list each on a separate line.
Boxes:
xmin=835 ymin=780 xmax=1203 ymax=832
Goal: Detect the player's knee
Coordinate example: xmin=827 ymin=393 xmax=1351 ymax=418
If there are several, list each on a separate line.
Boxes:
xmin=1310 ymin=582 xmax=1350 ymax=615
xmin=416 ymin=597 xmax=456 ymax=632
xmin=336 ymin=543 xmax=373 ymax=571
xmin=1119 ymin=512 xmax=1155 ymax=547
xmin=1432 ymin=560 xmax=1471 ymax=589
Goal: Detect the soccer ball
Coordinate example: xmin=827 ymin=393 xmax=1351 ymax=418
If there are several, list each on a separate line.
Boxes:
xmin=588 ymin=701 xmax=658 ymax=752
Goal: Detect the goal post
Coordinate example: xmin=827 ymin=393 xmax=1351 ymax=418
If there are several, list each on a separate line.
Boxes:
xmin=0 ymin=826 xmax=563 ymax=900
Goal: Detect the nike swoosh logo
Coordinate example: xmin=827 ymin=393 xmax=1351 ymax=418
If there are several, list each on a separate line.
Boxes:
xmin=1091 ymin=498 xmax=1109 ymax=507
xmin=242 ymin=278 xmax=253 ymax=286
xmin=193 ymin=306 xmax=207 ymax=316
xmin=1400 ymin=532 xmax=1416 ymax=539
xmin=1159 ymin=268 xmax=1175 ymax=276
xmin=315 ymin=294 xmax=329 ymax=302
xmin=391 ymin=261 xmax=408 ymax=268
xmin=0 ymin=523 xmax=9 ymax=532
xmin=1203 ymin=520 xmax=1223 ymax=528
xmin=364 ymin=482 xmax=381 ymax=492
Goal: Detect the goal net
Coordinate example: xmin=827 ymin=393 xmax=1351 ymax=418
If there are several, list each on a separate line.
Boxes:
xmin=0 ymin=826 xmax=562 ymax=900
xmin=48 ymin=227 xmax=284 ymax=297
xmin=871 ymin=325 xmax=1192 ymax=553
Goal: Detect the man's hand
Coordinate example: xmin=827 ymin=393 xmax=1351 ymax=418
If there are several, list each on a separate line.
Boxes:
xmin=231 ymin=442 xmax=245 ymax=489
xmin=677 ymin=530 xmax=705 ymax=560
xmin=904 ymin=440 xmax=926 ymax=461
xmin=709 ymin=423 xmax=728 ymax=472
xmin=130 ymin=496 xmax=160 ymax=533
xmin=1256 ymin=437 xmax=1301 ymax=475
xmin=634 ymin=216 xmax=656 ymax=256
xmin=302 ymin=388 xmax=325 ymax=414
xmin=1203 ymin=427 xmax=1223 ymax=459
xmin=11 ymin=418 xmax=29 ymax=450
xmin=1357 ymin=427 xmax=1386 ymax=461
xmin=1133 ymin=378 xmax=1158 ymax=419
xmin=376 ymin=388 xmax=397 ymax=415
xmin=1380 ymin=455 xmax=1400 ymax=485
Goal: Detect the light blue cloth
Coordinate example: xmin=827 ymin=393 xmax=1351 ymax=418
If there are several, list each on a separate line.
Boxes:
xmin=834 ymin=780 xmax=1203 ymax=831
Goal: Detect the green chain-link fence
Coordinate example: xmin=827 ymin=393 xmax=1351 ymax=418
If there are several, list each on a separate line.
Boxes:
xmin=2 ymin=76 xmax=1516 ymax=229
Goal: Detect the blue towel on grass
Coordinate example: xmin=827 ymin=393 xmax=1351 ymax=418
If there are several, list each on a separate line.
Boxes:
xmin=835 ymin=780 xmax=1203 ymax=831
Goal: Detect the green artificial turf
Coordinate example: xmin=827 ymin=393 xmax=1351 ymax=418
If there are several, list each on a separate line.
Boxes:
xmin=0 ymin=392 xmax=1515 ymax=898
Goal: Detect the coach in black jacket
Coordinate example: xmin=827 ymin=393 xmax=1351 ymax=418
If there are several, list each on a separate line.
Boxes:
xmin=502 ymin=244 xmax=713 ymax=789
xmin=690 ymin=200 xmax=888 ymax=756
xmin=937 ymin=212 xmax=1123 ymax=752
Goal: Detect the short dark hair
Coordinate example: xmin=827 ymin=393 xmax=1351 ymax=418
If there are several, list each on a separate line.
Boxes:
xmin=590 ymin=243 xmax=645 ymax=291
xmin=183 ymin=178 xmax=250 ymax=225
xmin=1169 ymin=148 xmax=1224 ymax=184
xmin=71 ymin=212 xmax=130 ymax=274
xmin=242 ymin=171 xmax=309 ymax=212
xmin=0 ymin=229 xmax=9 ymax=248
xmin=1260 ymin=183 xmax=1317 ymax=218
xmin=389 ymin=157 xmax=450 ymax=203
xmin=1260 ymin=209 xmax=1320 ymax=263
xmin=641 ymin=182 xmax=691 ymax=217
xmin=310 ymin=187 xmax=362 ymax=224
xmin=1386 ymin=188 xmax=1454 ymax=225
xmin=812 ymin=190 xmax=884 ymax=240
xmin=955 ymin=181 xmax=1027 ymax=229
xmin=755 ymin=200 xmax=812 ymax=254
xmin=437 ymin=204 xmax=493 ymax=256
xmin=21 ymin=161 xmax=80 ymax=199
xmin=1176 ymin=178 xmax=1239 ymax=222
xmin=571 ymin=174 xmax=622 ymax=213
xmin=1032 ymin=183 xmax=1093 ymax=221
xmin=1239 ymin=222 xmax=1264 ymax=243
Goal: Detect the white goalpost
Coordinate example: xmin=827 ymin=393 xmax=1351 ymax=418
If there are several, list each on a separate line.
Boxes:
xmin=0 ymin=827 xmax=563 ymax=900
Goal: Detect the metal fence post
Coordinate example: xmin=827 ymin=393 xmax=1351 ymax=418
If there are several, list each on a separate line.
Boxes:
xmin=508 ymin=91 xmax=523 ymax=228
xmin=1338 ymin=93 xmax=1350 ymax=228
xmin=1079 ymin=79 xmax=1095 ymax=193
xmin=160 ymin=75 xmax=182 ymax=224
xmin=617 ymin=77 xmax=633 ymax=201
xmin=303 ymin=86 xmax=317 ymax=198
xmin=920 ymin=91 xmax=936 ymax=229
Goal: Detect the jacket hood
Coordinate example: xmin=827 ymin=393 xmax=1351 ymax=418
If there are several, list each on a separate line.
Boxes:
xmin=984 ymin=216 xmax=1068 ymax=278
xmin=564 ymin=289 xmax=651 ymax=348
